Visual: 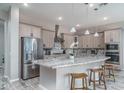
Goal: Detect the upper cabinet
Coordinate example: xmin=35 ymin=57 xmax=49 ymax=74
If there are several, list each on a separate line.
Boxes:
xmin=64 ymin=34 xmax=74 ymax=48
xmin=104 ymin=30 xmax=120 ymax=43
xmin=83 ymin=35 xmax=92 ymax=48
xmin=19 ymin=23 xmax=42 ymax=38
xmin=78 ymin=33 xmax=105 ymax=48
xmin=78 ymin=36 xmax=84 ymax=48
xmin=19 ymin=24 xmax=32 ymax=37
xmin=94 ymin=33 xmax=105 ymax=48
xmin=42 ymin=30 xmax=55 ymax=48
xmin=31 ymin=26 xmax=41 ymax=38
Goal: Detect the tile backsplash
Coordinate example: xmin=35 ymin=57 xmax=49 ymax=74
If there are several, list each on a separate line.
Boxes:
xmin=65 ymin=48 xmax=105 ymax=56
xmin=43 ymin=48 xmax=105 ymax=56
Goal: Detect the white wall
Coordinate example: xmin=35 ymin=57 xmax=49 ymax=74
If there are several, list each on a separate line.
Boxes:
xmin=0 ymin=25 xmax=4 ymax=66
xmin=5 ymin=5 xmax=19 ymax=81
xmin=0 ymin=11 xmax=8 ymax=20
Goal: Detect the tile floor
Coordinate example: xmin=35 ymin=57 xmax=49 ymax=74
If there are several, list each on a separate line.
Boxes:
xmin=0 ymin=68 xmax=124 ymax=90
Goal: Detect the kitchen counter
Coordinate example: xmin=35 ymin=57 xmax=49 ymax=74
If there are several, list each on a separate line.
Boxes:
xmin=34 ymin=55 xmax=110 ymax=90
xmin=34 ymin=55 xmax=110 ymax=69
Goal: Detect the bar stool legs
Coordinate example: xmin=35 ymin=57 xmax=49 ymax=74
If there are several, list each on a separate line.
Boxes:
xmin=71 ymin=77 xmax=75 ymax=90
xmin=93 ymin=72 xmax=96 ymax=90
xmin=102 ymin=72 xmax=107 ymax=89
xmin=89 ymin=68 xmax=107 ymax=90
xmin=102 ymin=64 xmax=115 ymax=82
xmin=112 ymin=69 xmax=115 ymax=82
xmin=70 ymin=73 xmax=88 ymax=90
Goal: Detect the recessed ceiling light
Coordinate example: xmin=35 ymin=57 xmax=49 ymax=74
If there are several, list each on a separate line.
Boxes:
xmin=58 ymin=17 xmax=63 ymax=21
xmin=89 ymin=3 xmax=94 ymax=7
xmin=76 ymin=24 xmax=80 ymax=27
xmin=24 ymin=3 xmax=28 ymax=7
xmin=103 ymin=17 xmax=108 ymax=20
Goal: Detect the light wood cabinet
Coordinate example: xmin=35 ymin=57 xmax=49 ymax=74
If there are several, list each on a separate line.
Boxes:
xmin=94 ymin=33 xmax=104 ymax=48
xmin=78 ymin=33 xmax=104 ymax=48
xmin=48 ymin=31 xmax=54 ymax=48
xmin=42 ymin=31 xmax=50 ymax=48
xmin=64 ymin=34 xmax=74 ymax=48
xmin=104 ymin=30 xmax=120 ymax=43
xmin=79 ymin=36 xmax=84 ymax=48
xmin=31 ymin=26 xmax=41 ymax=38
xmin=19 ymin=23 xmax=42 ymax=38
xmin=83 ymin=35 xmax=91 ymax=48
xmin=112 ymin=30 xmax=120 ymax=42
xmin=42 ymin=30 xmax=54 ymax=48
xmin=19 ymin=24 xmax=32 ymax=37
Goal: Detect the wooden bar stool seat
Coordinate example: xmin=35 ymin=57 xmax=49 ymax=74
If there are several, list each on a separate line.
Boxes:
xmin=70 ymin=73 xmax=88 ymax=90
xmin=102 ymin=64 xmax=115 ymax=82
xmin=89 ymin=68 xmax=107 ymax=90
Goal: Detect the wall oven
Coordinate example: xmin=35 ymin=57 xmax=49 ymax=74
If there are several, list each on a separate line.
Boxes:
xmin=105 ymin=44 xmax=120 ymax=65
xmin=106 ymin=44 xmax=119 ymax=51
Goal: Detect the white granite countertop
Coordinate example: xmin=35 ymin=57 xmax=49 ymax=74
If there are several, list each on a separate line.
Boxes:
xmin=33 ymin=55 xmax=110 ymax=69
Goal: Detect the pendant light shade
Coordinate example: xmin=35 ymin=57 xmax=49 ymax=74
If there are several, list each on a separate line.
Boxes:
xmin=70 ymin=27 xmax=76 ymax=33
xmin=94 ymin=32 xmax=99 ymax=37
xmin=85 ymin=29 xmax=90 ymax=35
xmin=84 ymin=4 xmax=90 ymax=35
xmin=70 ymin=4 xmax=76 ymax=33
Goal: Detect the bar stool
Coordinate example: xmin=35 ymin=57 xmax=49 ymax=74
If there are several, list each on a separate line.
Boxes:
xmin=89 ymin=68 xmax=106 ymax=90
xmin=70 ymin=73 xmax=88 ymax=90
xmin=102 ymin=64 xmax=115 ymax=82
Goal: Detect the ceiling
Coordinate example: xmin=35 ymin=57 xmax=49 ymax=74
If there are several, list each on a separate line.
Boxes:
xmin=1 ymin=3 xmax=124 ymax=33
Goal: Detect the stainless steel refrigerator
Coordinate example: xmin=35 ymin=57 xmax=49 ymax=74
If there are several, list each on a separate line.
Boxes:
xmin=21 ymin=37 xmax=43 ymax=80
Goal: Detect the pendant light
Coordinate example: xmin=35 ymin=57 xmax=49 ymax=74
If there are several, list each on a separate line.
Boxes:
xmin=94 ymin=26 xmax=99 ymax=37
xmin=70 ymin=27 xmax=76 ymax=32
xmin=94 ymin=32 xmax=99 ymax=37
xmin=85 ymin=29 xmax=90 ymax=35
xmin=84 ymin=4 xmax=90 ymax=35
xmin=70 ymin=4 xmax=76 ymax=33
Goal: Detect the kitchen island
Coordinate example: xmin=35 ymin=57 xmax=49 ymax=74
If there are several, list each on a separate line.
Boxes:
xmin=34 ymin=55 xmax=110 ymax=90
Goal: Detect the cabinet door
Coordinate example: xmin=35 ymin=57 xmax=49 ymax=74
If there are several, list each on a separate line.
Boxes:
xmin=43 ymin=31 xmax=50 ymax=48
xmin=78 ymin=36 xmax=84 ymax=48
xmin=100 ymin=33 xmax=105 ymax=48
xmin=83 ymin=35 xmax=90 ymax=48
xmin=64 ymin=34 xmax=73 ymax=48
xmin=104 ymin=30 xmax=120 ymax=43
xmin=93 ymin=37 xmax=99 ymax=48
xmin=48 ymin=31 xmax=54 ymax=48
xmin=97 ymin=33 xmax=105 ymax=48
xmin=31 ymin=26 xmax=41 ymax=38
xmin=19 ymin=24 xmax=32 ymax=37
xmin=104 ymin=31 xmax=111 ymax=43
xmin=89 ymin=35 xmax=94 ymax=48
xmin=111 ymin=30 xmax=120 ymax=43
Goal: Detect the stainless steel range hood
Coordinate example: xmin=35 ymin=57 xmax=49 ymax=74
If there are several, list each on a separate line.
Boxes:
xmin=51 ymin=24 xmax=64 ymax=54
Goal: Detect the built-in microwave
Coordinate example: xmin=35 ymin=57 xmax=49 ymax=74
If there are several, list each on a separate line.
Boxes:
xmin=106 ymin=44 xmax=119 ymax=50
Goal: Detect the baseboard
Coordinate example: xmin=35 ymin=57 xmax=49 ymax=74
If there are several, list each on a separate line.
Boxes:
xmin=3 ymin=75 xmax=20 ymax=83
xmin=38 ymin=84 xmax=48 ymax=90
xmin=9 ymin=78 xmax=19 ymax=83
